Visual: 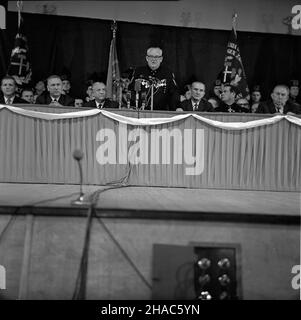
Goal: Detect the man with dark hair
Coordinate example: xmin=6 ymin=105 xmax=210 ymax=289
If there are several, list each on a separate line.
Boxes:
xmin=179 ymin=81 xmax=213 ymax=112
xmin=256 ymin=85 xmax=300 ymax=114
xmin=289 ymin=79 xmax=301 ymax=104
xmin=61 ymin=74 xmax=73 ymax=97
xmin=250 ymin=85 xmax=262 ymax=113
xmin=74 ymin=98 xmax=84 ymax=108
xmin=236 ymin=98 xmax=250 ymax=113
xmin=130 ymin=46 xmax=180 ymax=110
xmin=180 ymin=84 xmax=191 ymax=102
xmin=208 ymin=79 xmax=222 ymax=109
xmin=84 ymin=82 xmax=118 ymax=109
xmin=21 ymin=88 xmax=34 ymax=104
xmin=215 ymin=84 xmax=244 ymax=112
xmin=0 ymin=76 xmax=27 ymax=104
xmin=35 ymin=75 xmax=74 ymax=106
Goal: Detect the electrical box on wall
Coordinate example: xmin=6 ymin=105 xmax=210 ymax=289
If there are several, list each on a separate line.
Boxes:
xmin=152 ymin=243 xmax=241 ymax=300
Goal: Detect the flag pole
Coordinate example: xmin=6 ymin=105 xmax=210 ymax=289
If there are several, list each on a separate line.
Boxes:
xmin=17 ymin=0 xmax=23 ymax=29
xmin=110 ymin=20 xmax=122 ymax=109
xmin=232 ymin=12 xmax=238 ymax=37
xmin=111 ymin=19 xmax=117 ymax=39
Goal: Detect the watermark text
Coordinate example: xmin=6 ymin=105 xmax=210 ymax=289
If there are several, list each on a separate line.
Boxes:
xmin=96 ymin=124 xmax=204 ymax=175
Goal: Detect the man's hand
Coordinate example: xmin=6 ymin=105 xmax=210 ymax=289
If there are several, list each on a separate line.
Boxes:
xmin=49 ymin=100 xmax=63 ymax=107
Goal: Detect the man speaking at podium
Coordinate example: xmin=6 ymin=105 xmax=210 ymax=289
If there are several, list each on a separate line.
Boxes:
xmin=130 ymin=46 xmax=180 ymax=111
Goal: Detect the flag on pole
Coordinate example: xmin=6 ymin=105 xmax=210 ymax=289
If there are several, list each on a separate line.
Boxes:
xmin=7 ymin=1 xmax=32 ymax=93
xmin=220 ymin=14 xmax=249 ymax=99
xmin=0 ymin=0 xmax=9 ymax=78
xmin=106 ymin=20 xmax=121 ymax=104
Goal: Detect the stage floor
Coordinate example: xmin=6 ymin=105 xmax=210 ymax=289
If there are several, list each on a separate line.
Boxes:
xmin=0 ymin=183 xmax=299 ymax=223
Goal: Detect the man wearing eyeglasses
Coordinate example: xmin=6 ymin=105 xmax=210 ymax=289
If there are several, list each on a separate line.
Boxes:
xmin=130 ymin=46 xmax=180 ymax=111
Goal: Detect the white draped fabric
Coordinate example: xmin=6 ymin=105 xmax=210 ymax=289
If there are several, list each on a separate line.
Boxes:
xmin=1 ymin=104 xmax=301 ymax=129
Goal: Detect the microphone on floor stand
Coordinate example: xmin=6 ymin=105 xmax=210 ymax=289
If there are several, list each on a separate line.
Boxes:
xmin=71 ymin=149 xmax=91 ymax=206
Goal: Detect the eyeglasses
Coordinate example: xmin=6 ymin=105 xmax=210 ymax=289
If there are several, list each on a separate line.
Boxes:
xmin=146 ymin=55 xmax=162 ymax=59
xmin=237 ymin=103 xmax=249 ymax=106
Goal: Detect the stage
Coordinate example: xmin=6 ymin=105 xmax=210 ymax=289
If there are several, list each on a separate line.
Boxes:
xmin=0 ymin=106 xmax=300 ymax=299
xmin=0 ymin=183 xmax=299 ymax=222
xmin=0 ymin=183 xmax=300 ymax=300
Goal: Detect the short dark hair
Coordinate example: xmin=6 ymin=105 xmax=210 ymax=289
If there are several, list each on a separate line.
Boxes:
xmin=223 ymin=83 xmax=237 ymax=94
xmin=1 ymin=75 xmax=16 ymax=86
xmin=21 ymin=88 xmax=34 ymax=95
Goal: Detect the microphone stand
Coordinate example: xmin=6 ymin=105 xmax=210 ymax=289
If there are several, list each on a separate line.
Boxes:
xmin=118 ymin=81 xmax=122 ymax=109
xmin=71 ymin=156 xmax=91 ymax=206
xmin=134 ymin=79 xmax=142 ymax=119
xmin=150 ymin=83 xmax=154 ymax=111
xmin=126 ymin=91 xmax=131 ymax=109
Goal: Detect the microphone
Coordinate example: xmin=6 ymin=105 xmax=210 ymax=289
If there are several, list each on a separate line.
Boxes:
xmin=134 ymin=79 xmax=141 ymax=110
xmin=73 ymin=149 xmax=83 ymax=161
xmin=126 ymin=91 xmax=131 ymax=109
xmin=71 ymin=149 xmax=91 ymax=206
xmin=141 ymin=91 xmax=146 ymax=110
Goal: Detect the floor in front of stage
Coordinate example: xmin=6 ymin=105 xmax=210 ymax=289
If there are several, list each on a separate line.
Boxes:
xmin=0 ymin=183 xmax=299 ymax=221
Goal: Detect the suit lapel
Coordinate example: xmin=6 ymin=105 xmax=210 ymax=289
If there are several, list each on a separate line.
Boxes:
xmin=58 ymin=95 xmax=64 ymax=105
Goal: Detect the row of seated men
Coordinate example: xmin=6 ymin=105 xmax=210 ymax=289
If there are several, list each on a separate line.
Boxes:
xmin=0 ymin=75 xmax=301 ymax=114
xmin=1 ymin=73 xmax=300 ymax=115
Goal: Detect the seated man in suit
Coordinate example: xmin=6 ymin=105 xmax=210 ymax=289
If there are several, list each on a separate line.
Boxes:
xmin=0 ymin=76 xmax=28 ymax=104
xmin=215 ymin=84 xmax=244 ymax=113
xmin=256 ymin=84 xmax=301 ymax=114
xmin=35 ymin=75 xmax=74 ymax=106
xmin=178 ymin=81 xmax=213 ymax=112
xmin=84 ymin=82 xmax=118 ymax=109
xmin=21 ymin=88 xmax=35 ymax=104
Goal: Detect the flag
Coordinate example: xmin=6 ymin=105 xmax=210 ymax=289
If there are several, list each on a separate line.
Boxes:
xmin=7 ymin=6 xmax=32 ymax=94
xmin=106 ymin=21 xmax=120 ymax=102
xmin=0 ymin=0 xmax=8 ymax=78
xmin=219 ymin=15 xmax=249 ymax=99
xmin=0 ymin=0 xmax=7 ymax=30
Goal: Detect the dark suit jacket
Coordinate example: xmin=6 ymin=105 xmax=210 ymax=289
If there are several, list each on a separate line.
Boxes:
xmin=256 ymin=100 xmax=301 ymax=114
xmin=180 ymin=99 xmax=213 ymax=112
xmin=215 ymin=102 xmax=244 ymax=113
xmin=0 ymin=95 xmax=28 ymax=104
xmin=83 ymin=99 xmax=119 ymax=109
xmin=35 ymin=93 xmax=75 ymax=106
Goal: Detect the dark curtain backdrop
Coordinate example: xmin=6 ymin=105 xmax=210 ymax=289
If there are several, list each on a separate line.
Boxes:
xmin=3 ymin=11 xmax=301 ymax=99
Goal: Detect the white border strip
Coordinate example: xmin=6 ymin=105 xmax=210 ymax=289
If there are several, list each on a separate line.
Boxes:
xmin=1 ymin=104 xmax=301 ymax=129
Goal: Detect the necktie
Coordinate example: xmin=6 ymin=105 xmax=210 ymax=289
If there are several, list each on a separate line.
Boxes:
xmin=6 ymin=98 xmax=11 ymax=105
xmin=193 ymin=103 xmax=198 ymax=111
